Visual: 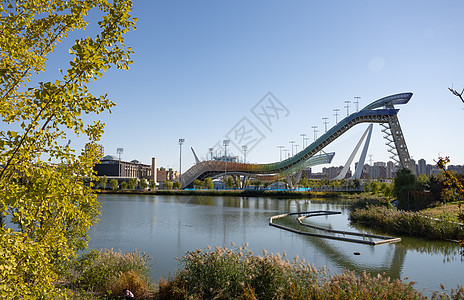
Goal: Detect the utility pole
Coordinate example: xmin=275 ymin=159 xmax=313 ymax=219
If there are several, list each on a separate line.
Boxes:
xmin=333 ymin=109 xmax=340 ymax=124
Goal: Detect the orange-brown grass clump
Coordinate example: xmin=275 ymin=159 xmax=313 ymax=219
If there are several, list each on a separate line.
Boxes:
xmin=70 ymin=249 xmax=154 ymax=299
xmin=158 ymin=243 xmax=437 ymax=300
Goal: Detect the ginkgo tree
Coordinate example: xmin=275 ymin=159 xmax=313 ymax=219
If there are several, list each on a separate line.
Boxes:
xmin=0 ymin=0 xmax=136 ymax=298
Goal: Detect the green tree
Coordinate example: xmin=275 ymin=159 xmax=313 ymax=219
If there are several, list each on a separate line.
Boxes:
xmin=121 ymin=181 xmax=128 ymax=190
xmin=193 ymin=179 xmax=202 ymax=189
xmin=225 ymin=176 xmax=234 ymax=189
xmin=380 ymin=182 xmax=388 ymax=195
xmin=416 ymin=174 xmax=430 ymax=189
xmin=139 ymin=178 xmax=148 ymax=190
xmin=110 ymin=179 xmax=119 ymax=191
xmin=371 ymin=180 xmax=380 ymax=195
xmin=437 ymin=156 xmax=464 ymax=251
xmin=128 ymin=178 xmax=138 ymax=190
xmin=0 ymin=0 xmax=136 ymax=297
xmin=363 ymin=179 xmax=372 ymax=193
xmin=99 ymin=175 xmax=108 ymax=190
xmin=394 ymin=169 xmax=417 ymax=209
xmin=173 ymin=180 xmax=181 ymax=190
xmin=300 ymin=177 xmax=309 ymax=189
xmin=204 ymin=177 xmax=214 ymax=190
xmin=244 ymin=178 xmax=250 ymax=188
xmin=234 ymin=176 xmax=241 ymax=189
xmin=164 ymin=180 xmax=173 ymax=190
xmin=148 ymin=179 xmax=156 ymax=190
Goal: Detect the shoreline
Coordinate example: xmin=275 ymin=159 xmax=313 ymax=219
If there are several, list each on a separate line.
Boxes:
xmin=97 ymin=189 xmax=360 ymax=199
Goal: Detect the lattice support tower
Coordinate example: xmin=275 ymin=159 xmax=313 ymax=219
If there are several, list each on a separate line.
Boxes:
xmin=381 ymin=112 xmax=415 ymax=174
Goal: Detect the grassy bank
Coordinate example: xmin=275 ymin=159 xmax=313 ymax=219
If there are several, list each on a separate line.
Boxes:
xmin=420 ymin=202 xmax=463 ymax=224
xmin=350 ymin=205 xmax=464 ymax=241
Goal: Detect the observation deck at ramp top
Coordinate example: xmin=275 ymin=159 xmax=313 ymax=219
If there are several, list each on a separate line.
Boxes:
xmin=181 ymin=92 xmax=413 ymax=188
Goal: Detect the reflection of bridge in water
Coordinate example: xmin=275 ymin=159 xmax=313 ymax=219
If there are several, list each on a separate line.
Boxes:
xmin=181 ymin=93 xmax=415 ymax=188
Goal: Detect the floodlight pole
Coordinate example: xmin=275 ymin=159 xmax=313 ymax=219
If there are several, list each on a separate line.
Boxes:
xmin=333 ymin=109 xmax=340 ymax=124
xmin=354 ymin=96 xmax=361 ymax=112
xmin=178 ymin=138 xmax=185 ymax=183
xmin=322 ymin=117 xmax=329 ymax=133
xmin=283 ymin=149 xmax=289 ymax=159
xmin=289 ymin=141 xmax=295 ymax=156
xmin=277 ymin=145 xmax=284 ymax=161
xmin=117 ymin=148 xmax=124 ymax=177
xmin=242 ymin=145 xmax=247 ymax=163
xmin=209 ymin=147 xmax=214 ymax=160
xmin=311 ymin=126 xmax=318 ymax=141
xmin=344 ymin=101 xmax=351 ymax=117
xmin=223 ymin=139 xmax=230 ymax=185
xmin=300 ymin=133 xmax=307 ymax=148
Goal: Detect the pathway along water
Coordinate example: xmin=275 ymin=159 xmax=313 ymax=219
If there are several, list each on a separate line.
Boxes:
xmin=88 ymin=194 xmax=463 ymax=295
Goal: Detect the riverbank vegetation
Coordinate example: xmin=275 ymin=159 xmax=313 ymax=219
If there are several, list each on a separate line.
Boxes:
xmin=64 ymin=245 xmax=464 ymax=299
xmin=62 ymin=249 xmax=154 ymax=299
xmin=350 ymin=205 xmax=463 ymax=241
xmin=349 ymin=162 xmax=463 ymax=247
xmin=160 ymin=244 xmax=427 ymax=300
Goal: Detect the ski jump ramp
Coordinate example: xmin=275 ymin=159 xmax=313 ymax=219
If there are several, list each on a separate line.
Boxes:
xmin=181 ymin=92 xmax=414 ymax=188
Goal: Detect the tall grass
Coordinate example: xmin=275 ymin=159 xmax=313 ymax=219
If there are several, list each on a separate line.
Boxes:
xmin=159 ymin=244 xmax=431 ymax=299
xmin=69 ymin=249 xmax=154 ymax=299
xmin=350 ymin=206 xmax=464 ymax=241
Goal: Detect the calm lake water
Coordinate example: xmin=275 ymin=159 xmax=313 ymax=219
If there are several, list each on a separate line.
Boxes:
xmin=88 ymin=194 xmax=463 ymax=294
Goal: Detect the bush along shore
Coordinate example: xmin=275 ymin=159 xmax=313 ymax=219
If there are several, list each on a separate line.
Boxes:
xmin=349 ymin=202 xmax=464 ymax=242
xmin=66 ymin=245 xmax=464 ymax=299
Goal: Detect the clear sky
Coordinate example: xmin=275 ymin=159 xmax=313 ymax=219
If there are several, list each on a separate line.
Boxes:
xmin=67 ymin=1 xmax=464 ymax=172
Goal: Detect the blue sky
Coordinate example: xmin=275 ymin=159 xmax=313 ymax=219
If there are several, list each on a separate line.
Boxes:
xmin=71 ymin=1 xmax=464 ymax=172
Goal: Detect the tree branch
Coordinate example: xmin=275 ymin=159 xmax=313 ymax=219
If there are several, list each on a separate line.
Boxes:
xmin=448 ymin=87 xmax=464 ymax=103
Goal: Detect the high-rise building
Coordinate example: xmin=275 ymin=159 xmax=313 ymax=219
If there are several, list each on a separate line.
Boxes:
xmin=418 ymin=159 xmax=427 ymax=175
